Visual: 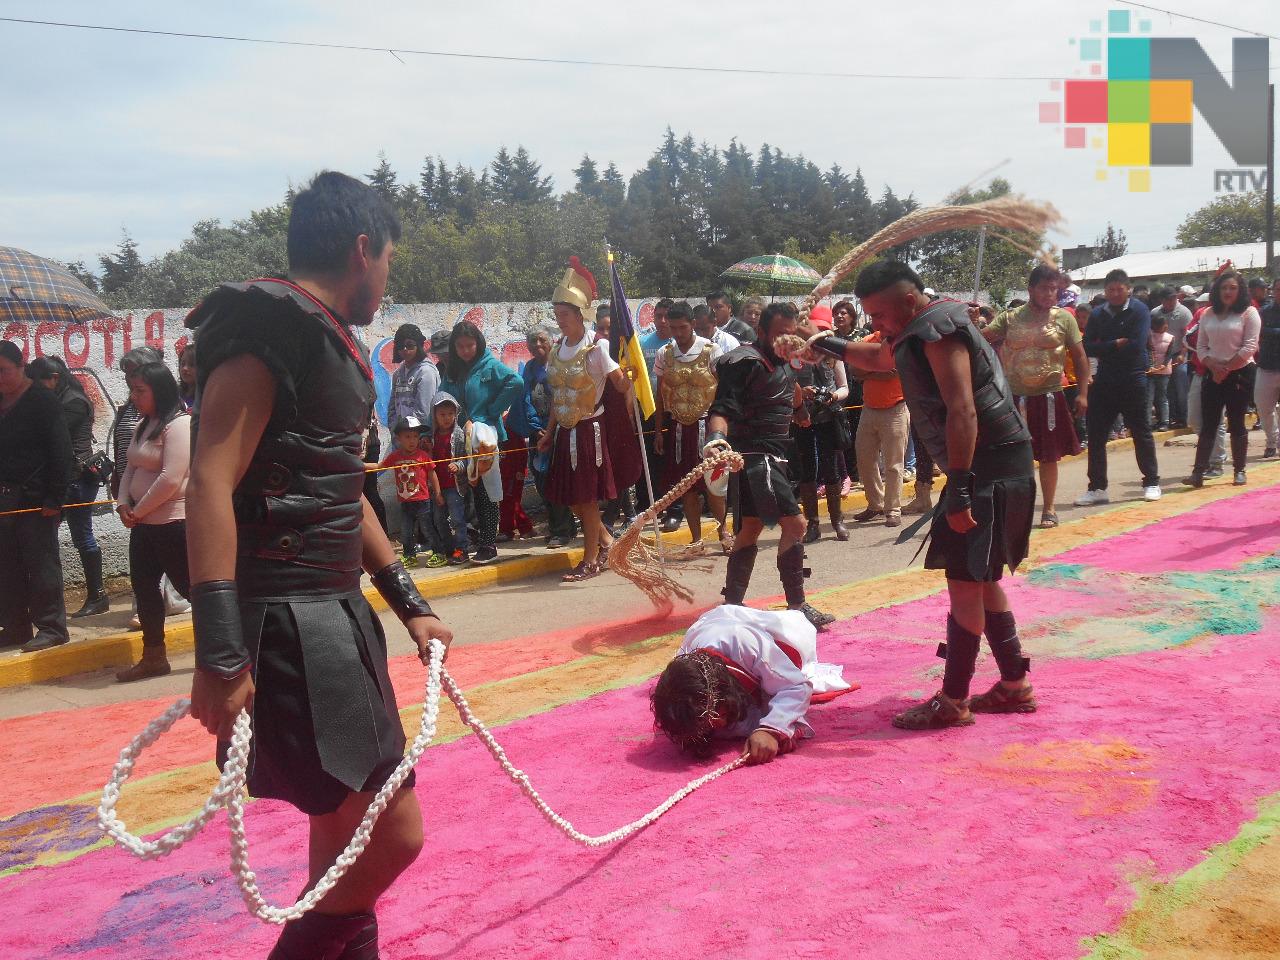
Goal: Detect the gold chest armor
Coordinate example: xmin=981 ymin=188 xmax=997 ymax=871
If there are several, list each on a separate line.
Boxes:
xmin=547 ymin=338 xmax=598 ymax=429
xmin=660 ymin=343 xmax=718 ymax=425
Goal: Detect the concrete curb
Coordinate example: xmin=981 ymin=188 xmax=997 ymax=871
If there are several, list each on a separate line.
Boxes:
xmin=0 ymin=429 xmax=1188 ymax=689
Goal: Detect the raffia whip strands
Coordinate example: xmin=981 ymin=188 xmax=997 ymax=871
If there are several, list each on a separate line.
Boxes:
xmin=607 ymin=449 xmax=745 ymax=608
xmin=799 ymin=196 xmax=1063 ymax=321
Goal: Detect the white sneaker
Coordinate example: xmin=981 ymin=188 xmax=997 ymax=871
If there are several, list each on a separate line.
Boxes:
xmin=1143 ymin=485 xmax=1163 ymax=501
xmin=1074 ymin=489 xmax=1110 ymax=506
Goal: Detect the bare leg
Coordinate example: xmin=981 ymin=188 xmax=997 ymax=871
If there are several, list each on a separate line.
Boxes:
xmin=305 ymin=787 xmax=423 ymax=915
xmin=707 ymin=492 xmax=729 ymax=546
xmin=571 ymin=501 xmax=610 ymax=565
xmin=681 ymin=489 xmax=703 ymax=542
xmin=1038 ymin=460 xmax=1058 ymax=516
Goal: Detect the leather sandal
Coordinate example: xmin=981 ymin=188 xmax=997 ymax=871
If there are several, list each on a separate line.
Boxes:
xmin=561 ymin=560 xmax=602 ymax=582
xmin=892 ymin=692 xmax=975 ymax=730
xmin=967 ymin=682 xmax=1037 ymax=714
xmin=1039 ymin=512 xmax=1059 ymax=529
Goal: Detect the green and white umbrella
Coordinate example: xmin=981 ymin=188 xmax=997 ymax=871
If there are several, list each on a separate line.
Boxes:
xmin=720 ymin=254 xmax=821 ymax=287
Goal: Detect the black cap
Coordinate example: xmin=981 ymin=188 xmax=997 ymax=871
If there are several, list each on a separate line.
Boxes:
xmin=392 ymin=415 xmax=425 ymax=434
xmin=429 ymin=330 xmax=451 ymax=355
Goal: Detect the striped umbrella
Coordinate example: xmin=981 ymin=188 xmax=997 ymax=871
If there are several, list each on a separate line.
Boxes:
xmin=720 ymin=253 xmax=821 ymax=287
xmin=0 ymin=246 xmax=114 ymax=325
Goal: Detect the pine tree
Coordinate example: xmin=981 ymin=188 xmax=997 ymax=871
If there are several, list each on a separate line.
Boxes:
xmin=1095 ymin=223 xmax=1129 ymax=259
xmin=573 ymin=155 xmax=601 ymax=199
xmin=99 ymin=230 xmax=143 ymax=295
xmin=367 ymin=151 xmax=399 ymax=202
xmin=848 ymin=168 xmax=877 ymax=240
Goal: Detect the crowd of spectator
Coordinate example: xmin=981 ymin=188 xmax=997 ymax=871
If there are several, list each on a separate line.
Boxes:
xmin=2 ymin=266 xmax=1277 ymax=667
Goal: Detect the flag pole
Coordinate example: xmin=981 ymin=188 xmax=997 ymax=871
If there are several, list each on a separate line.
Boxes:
xmin=607 ymin=243 xmax=665 ymax=559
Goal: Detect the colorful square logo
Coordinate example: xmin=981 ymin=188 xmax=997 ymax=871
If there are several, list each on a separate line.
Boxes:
xmin=1040 ymin=10 xmax=1269 ymax=191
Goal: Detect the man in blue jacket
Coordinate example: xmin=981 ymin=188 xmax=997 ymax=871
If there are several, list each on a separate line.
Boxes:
xmin=1075 ymin=269 xmax=1162 ymax=505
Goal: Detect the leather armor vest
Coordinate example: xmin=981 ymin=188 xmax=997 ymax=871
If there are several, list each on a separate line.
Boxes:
xmin=547 ymin=338 xmax=598 ymax=429
xmin=660 ymin=342 xmax=718 ymax=425
xmin=894 ymin=300 xmax=1032 ymax=479
xmin=719 ymin=345 xmax=794 ymax=451
xmin=187 ymin=280 xmax=375 ymax=600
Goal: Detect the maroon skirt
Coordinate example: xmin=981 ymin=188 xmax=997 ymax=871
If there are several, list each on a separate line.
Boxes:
xmin=546 ymin=415 xmax=618 ymax=506
xmin=661 ymin=416 xmax=708 ymax=493
xmin=1017 ymin=391 xmax=1081 ymax=464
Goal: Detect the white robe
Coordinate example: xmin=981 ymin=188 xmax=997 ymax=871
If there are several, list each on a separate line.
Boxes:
xmin=678 ymin=605 xmax=852 ymax=743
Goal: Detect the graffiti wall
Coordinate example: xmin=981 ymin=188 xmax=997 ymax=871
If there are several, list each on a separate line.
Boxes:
xmin=0 ymin=298 xmax=684 ymax=582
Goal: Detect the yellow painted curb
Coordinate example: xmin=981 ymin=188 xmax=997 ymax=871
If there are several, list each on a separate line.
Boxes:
xmin=0 ymin=429 xmax=1187 ymax=690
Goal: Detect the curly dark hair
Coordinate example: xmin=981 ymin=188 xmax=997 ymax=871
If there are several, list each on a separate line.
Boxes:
xmin=651 ymin=651 xmax=756 ymax=759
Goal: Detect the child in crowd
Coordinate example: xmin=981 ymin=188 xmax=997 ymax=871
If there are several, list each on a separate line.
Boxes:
xmin=1148 ymin=314 xmax=1175 ymax=430
xmin=429 ymin=393 xmax=470 ymax=565
xmin=381 ymin=416 xmax=442 ymax=567
xmin=650 ymin=605 xmax=853 ymax=765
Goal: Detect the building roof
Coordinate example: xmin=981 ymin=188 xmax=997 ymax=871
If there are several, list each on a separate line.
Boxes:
xmin=1067 ymin=242 xmax=1270 ymax=284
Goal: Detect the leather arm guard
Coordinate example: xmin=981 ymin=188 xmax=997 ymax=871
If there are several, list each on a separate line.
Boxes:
xmin=192 ymin=580 xmax=252 ymax=679
xmin=807 ymin=334 xmax=852 ymax=361
xmin=372 ymin=560 xmax=436 ymax=623
xmin=942 ymin=469 xmax=976 ymax=517
xmin=702 ymin=430 xmax=731 ymax=458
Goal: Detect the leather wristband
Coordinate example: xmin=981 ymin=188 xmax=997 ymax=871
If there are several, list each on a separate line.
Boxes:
xmin=371 ymin=560 xmax=436 ymax=623
xmin=809 ymin=335 xmax=852 ymax=360
xmin=191 ymin=580 xmax=252 ymax=679
xmin=942 ymin=469 xmax=976 ymax=516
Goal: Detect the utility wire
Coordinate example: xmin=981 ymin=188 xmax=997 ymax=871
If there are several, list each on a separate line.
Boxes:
xmin=1120 ymin=2 xmax=1280 ymax=42
xmin=1 ymin=15 xmax=1276 ymax=80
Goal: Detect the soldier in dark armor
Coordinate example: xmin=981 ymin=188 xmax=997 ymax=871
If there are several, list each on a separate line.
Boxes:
xmin=185 ymin=172 xmax=453 ymax=959
xmin=703 ymin=302 xmax=836 ymax=632
xmin=808 ymin=262 xmax=1037 ymax=730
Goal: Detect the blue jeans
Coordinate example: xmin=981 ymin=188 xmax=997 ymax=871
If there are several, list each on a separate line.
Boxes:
xmin=1147 ymin=375 xmax=1170 ymax=426
xmin=63 ymin=475 xmax=100 ymax=552
xmin=399 ymin=500 xmax=433 ymax=558
xmin=430 ymin=487 xmax=469 ymax=553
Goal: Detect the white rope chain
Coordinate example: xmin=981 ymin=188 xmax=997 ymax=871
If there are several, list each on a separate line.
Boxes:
xmin=97 ymin=639 xmax=744 ymax=925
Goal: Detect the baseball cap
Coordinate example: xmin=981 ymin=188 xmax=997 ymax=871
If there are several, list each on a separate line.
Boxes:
xmin=1178 ymin=285 xmax=1197 ymax=297
xmin=393 ymin=415 xmax=424 ymax=434
xmin=428 ymin=330 xmax=451 ymax=355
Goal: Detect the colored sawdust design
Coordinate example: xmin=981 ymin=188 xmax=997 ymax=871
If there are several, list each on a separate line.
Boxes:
xmin=1083 ymin=795 xmax=1280 ymax=959
xmin=3 ymin=483 xmax=1280 ymax=959
xmin=957 ymin=739 xmax=1157 ymax=816
xmin=1024 ymin=553 xmax=1280 ymax=658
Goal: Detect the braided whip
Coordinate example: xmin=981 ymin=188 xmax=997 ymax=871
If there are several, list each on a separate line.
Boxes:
xmin=606 ymin=448 xmax=745 ymax=607
xmin=97 ymin=639 xmax=744 ymax=925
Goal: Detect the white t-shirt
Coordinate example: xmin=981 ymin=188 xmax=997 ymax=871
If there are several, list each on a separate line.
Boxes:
xmin=557 ymin=333 xmax=620 ymax=406
xmin=652 ymin=335 xmax=723 ymax=378
xmin=710 ymin=328 xmax=740 ymax=353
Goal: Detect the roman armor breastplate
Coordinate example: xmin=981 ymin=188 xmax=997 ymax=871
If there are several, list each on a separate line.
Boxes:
xmin=894 ymin=300 xmax=1030 ymax=478
xmin=661 ymin=343 xmax=718 ymax=425
xmin=187 ymin=280 xmax=375 ymax=600
xmin=547 ymin=338 xmax=598 ymax=429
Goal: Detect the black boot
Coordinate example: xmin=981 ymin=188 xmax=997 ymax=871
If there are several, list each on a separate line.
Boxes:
xmin=337 ymin=916 xmax=379 ymax=959
xmin=721 ymin=544 xmax=758 ymax=605
xmin=70 ymin=548 xmax=109 ymax=619
xmin=827 ymin=491 xmax=849 ymax=541
xmin=268 ymin=911 xmax=377 ymax=960
xmin=798 ymin=482 xmax=821 ymax=543
xmin=778 ymin=543 xmax=835 ymax=629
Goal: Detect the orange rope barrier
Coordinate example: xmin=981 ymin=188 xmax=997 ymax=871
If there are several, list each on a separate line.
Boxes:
xmin=0 ymin=404 xmax=871 ymax=518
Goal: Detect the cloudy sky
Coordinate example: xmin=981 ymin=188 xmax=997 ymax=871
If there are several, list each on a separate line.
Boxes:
xmin=1 ymin=0 xmax=1275 ymax=271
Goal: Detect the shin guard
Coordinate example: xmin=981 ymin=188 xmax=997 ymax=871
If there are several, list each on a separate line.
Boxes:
xmin=268 ymin=911 xmax=377 ymax=960
xmin=721 ymin=544 xmax=758 ymax=605
xmin=984 ymin=609 xmax=1030 ymax=682
xmin=777 ymin=543 xmax=809 ymax=607
xmin=938 ymin=615 xmax=982 ymax=701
